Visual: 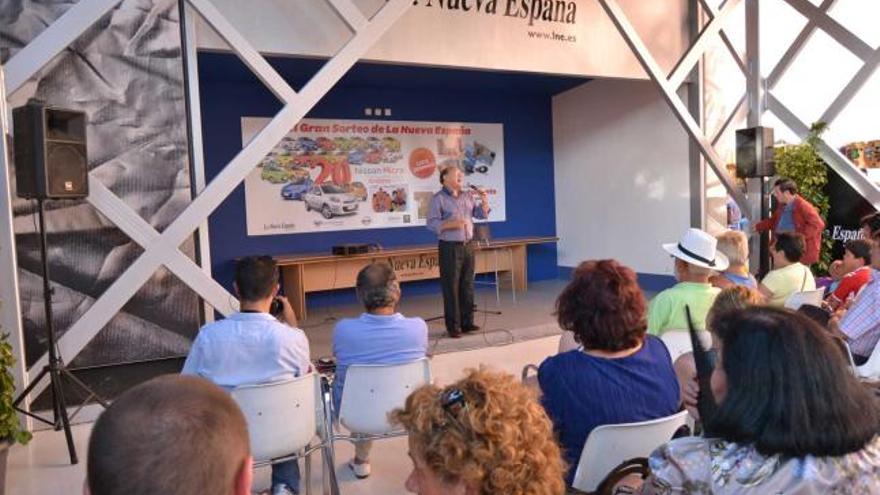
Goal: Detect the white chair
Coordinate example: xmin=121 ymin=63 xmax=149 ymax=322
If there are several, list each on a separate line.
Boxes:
xmin=857 ymin=341 xmax=880 ymax=380
xmin=231 ymin=373 xmax=336 ymax=495
xmin=571 ymin=410 xmax=689 ymax=493
xmin=335 ymin=358 xmax=432 ymax=437
xmin=660 ymin=330 xmax=712 ymax=363
xmin=784 ymin=289 xmax=825 ymax=310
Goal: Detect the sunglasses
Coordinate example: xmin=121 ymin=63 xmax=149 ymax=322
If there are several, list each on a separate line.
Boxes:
xmin=440 ymin=387 xmax=469 ymax=432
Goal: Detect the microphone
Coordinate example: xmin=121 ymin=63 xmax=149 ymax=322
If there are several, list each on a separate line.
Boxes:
xmin=468 ymin=184 xmax=485 ymax=194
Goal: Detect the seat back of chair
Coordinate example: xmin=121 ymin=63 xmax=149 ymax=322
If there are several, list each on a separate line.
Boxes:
xmin=858 ymin=340 xmax=880 ymax=380
xmin=339 ymin=358 xmax=432 ymax=435
xmin=231 ymin=373 xmax=320 ymax=463
xmin=571 ymin=410 xmax=689 ymax=492
xmin=660 ymin=330 xmax=711 ymax=362
xmin=784 ymin=289 xmax=825 ymax=310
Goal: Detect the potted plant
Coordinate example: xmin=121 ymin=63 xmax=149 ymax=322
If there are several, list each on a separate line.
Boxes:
xmin=0 ymin=330 xmax=31 ymax=494
xmin=773 ymin=121 xmax=834 ymax=275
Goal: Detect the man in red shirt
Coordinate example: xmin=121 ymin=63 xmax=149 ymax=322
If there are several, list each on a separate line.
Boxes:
xmin=826 ymin=239 xmax=873 ymax=310
xmin=754 ymin=178 xmax=825 ymax=265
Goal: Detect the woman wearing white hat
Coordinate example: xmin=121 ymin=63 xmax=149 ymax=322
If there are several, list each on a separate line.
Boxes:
xmin=648 ymin=228 xmax=728 ymax=335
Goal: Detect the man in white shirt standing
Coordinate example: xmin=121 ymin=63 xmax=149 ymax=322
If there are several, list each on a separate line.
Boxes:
xmin=182 ymin=255 xmax=310 ymax=495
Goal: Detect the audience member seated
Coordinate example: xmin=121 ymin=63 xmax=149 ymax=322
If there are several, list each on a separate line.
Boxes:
xmin=391 ymin=368 xmax=565 ymax=495
xmin=759 ymin=232 xmax=816 ymax=306
xmin=832 ymin=234 xmax=880 ymax=365
xmin=825 ymin=239 xmax=873 ymax=310
xmin=86 ymin=375 xmax=252 ymax=495
xmin=182 ymin=255 xmax=310 ymax=495
xmin=648 ymin=228 xmax=725 ymax=334
xmin=710 ymin=230 xmax=757 ymax=289
xmin=332 ymin=262 xmax=428 ymax=479
xmin=538 ymin=259 xmax=680 ymax=486
xmin=644 ymin=306 xmax=880 ymax=494
xmin=862 ymin=212 xmax=880 ymax=239
xmin=673 ymin=285 xmax=762 ymax=413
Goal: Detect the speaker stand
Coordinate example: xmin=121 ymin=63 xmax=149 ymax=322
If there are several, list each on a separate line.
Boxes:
xmin=13 ymin=198 xmax=108 ymax=465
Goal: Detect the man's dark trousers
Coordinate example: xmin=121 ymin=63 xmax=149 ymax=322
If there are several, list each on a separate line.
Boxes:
xmin=439 ymin=240 xmax=475 ymax=334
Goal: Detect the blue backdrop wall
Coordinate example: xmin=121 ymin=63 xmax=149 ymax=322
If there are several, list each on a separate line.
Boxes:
xmin=198 ymin=53 xmax=585 ymax=306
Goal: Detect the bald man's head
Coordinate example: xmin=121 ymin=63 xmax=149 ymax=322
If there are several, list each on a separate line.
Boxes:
xmin=87 ymin=375 xmax=251 ymax=495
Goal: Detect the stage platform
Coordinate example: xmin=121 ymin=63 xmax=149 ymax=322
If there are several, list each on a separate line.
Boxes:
xmin=300 ymin=278 xmax=570 ymax=359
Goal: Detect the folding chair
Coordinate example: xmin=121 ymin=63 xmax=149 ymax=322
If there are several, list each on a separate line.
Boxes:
xmin=333 ymin=358 xmax=432 ymax=435
xmin=659 ymin=330 xmax=712 ymax=363
xmin=230 ymin=373 xmax=338 ymax=495
xmin=571 ymin=411 xmax=689 ymax=493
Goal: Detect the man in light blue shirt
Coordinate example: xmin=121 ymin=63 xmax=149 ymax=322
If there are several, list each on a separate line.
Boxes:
xmin=182 ymin=256 xmax=310 ymax=495
xmin=332 ymin=262 xmax=428 ymax=480
xmin=427 ymin=166 xmax=490 ymax=337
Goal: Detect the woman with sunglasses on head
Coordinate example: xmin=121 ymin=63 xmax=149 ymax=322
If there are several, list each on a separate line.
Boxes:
xmin=539 ymin=259 xmax=681 ymax=486
xmin=643 ymin=306 xmax=880 ymax=494
xmin=391 ymin=368 xmax=566 ymax=495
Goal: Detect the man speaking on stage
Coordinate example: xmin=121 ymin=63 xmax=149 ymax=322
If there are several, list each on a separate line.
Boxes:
xmin=427 ymin=166 xmax=490 ymax=338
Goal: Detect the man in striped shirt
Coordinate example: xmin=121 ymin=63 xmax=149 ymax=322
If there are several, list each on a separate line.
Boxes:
xmin=834 ymin=234 xmax=880 ymax=364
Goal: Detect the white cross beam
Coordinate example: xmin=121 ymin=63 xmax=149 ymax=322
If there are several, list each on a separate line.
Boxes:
xmin=17 ymin=0 xmax=414 ymax=400
xmin=598 ymin=0 xmax=750 ymax=216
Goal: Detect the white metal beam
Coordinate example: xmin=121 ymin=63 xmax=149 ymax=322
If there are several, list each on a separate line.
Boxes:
xmin=767 ymin=0 xmax=836 ymax=88
xmin=767 ymin=94 xmax=880 ymax=210
xmin=190 ymin=0 xmax=297 ymax=103
xmin=668 ymin=0 xmax=743 ymax=89
xmin=87 ymin=179 xmax=237 ymax=315
xmin=819 ymin=47 xmax=880 ymax=126
xmin=781 ymin=0 xmax=874 ymax=62
xmin=711 ymin=93 xmax=746 ymax=146
xmin=598 ymin=0 xmax=750 ymax=217
xmin=326 ymin=0 xmax=368 ymax=32
xmin=697 ymin=0 xmax=749 ymax=78
xmin=4 ymin=0 xmax=122 ymax=95
xmin=25 ymin=0 xmax=414 ymax=398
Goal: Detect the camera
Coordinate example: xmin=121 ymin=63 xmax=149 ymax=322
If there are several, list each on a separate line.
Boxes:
xmin=270 ymin=297 xmax=284 ymax=316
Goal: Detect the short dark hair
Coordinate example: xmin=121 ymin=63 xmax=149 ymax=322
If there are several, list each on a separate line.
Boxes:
xmin=87 ymin=375 xmax=250 ymax=495
xmin=705 ymin=306 xmax=880 ymax=457
xmin=356 ymin=261 xmax=400 ymax=311
xmin=845 ymin=239 xmax=872 ymax=265
xmin=439 ymin=165 xmax=457 ymax=185
xmin=235 ymin=255 xmax=278 ymax=301
xmin=772 ymin=232 xmax=805 ymax=263
xmin=860 ymin=212 xmax=880 ymax=236
xmin=774 ymin=177 xmax=798 ymax=195
xmin=555 ymin=259 xmax=647 ymax=352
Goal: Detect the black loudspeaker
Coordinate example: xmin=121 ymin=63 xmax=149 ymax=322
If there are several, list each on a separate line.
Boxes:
xmin=12 ymin=102 xmax=88 ymax=199
xmin=735 ymin=126 xmax=775 ymax=178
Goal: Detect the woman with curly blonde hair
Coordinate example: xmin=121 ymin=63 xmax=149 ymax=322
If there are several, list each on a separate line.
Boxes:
xmin=391 ymin=368 xmax=566 ymax=495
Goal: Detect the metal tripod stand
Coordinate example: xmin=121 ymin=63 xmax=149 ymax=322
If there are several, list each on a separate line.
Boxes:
xmin=12 ymin=197 xmax=107 ymax=465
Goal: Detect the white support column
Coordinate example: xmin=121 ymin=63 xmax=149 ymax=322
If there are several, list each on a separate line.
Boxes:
xmin=0 ymin=65 xmax=30 ymax=427
xmin=744 ymin=0 xmax=766 ymax=273
xmin=181 ymin=3 xmax=216 ymax=323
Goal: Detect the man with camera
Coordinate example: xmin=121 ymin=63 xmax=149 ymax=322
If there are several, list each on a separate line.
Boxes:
xmin=182 ymin=255 xmax=310 ymax=495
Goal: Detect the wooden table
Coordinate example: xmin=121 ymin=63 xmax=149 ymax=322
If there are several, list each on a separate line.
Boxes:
xmin=275 ymin=236 xmax=558 ymax=320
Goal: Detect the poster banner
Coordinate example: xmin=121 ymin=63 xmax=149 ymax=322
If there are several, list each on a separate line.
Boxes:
xmin=243 ymin=117 xmax=506 ymax=235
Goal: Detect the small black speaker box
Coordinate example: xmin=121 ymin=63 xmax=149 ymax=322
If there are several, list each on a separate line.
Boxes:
xmin=13 ymin=102 xmax=88 ymax=199
xmin=736 ymin=126 xmax=775 ymax=178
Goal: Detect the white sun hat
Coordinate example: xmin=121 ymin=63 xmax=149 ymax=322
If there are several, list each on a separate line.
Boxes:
xmin=663 ymin=228 xmax=730 ymax=271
